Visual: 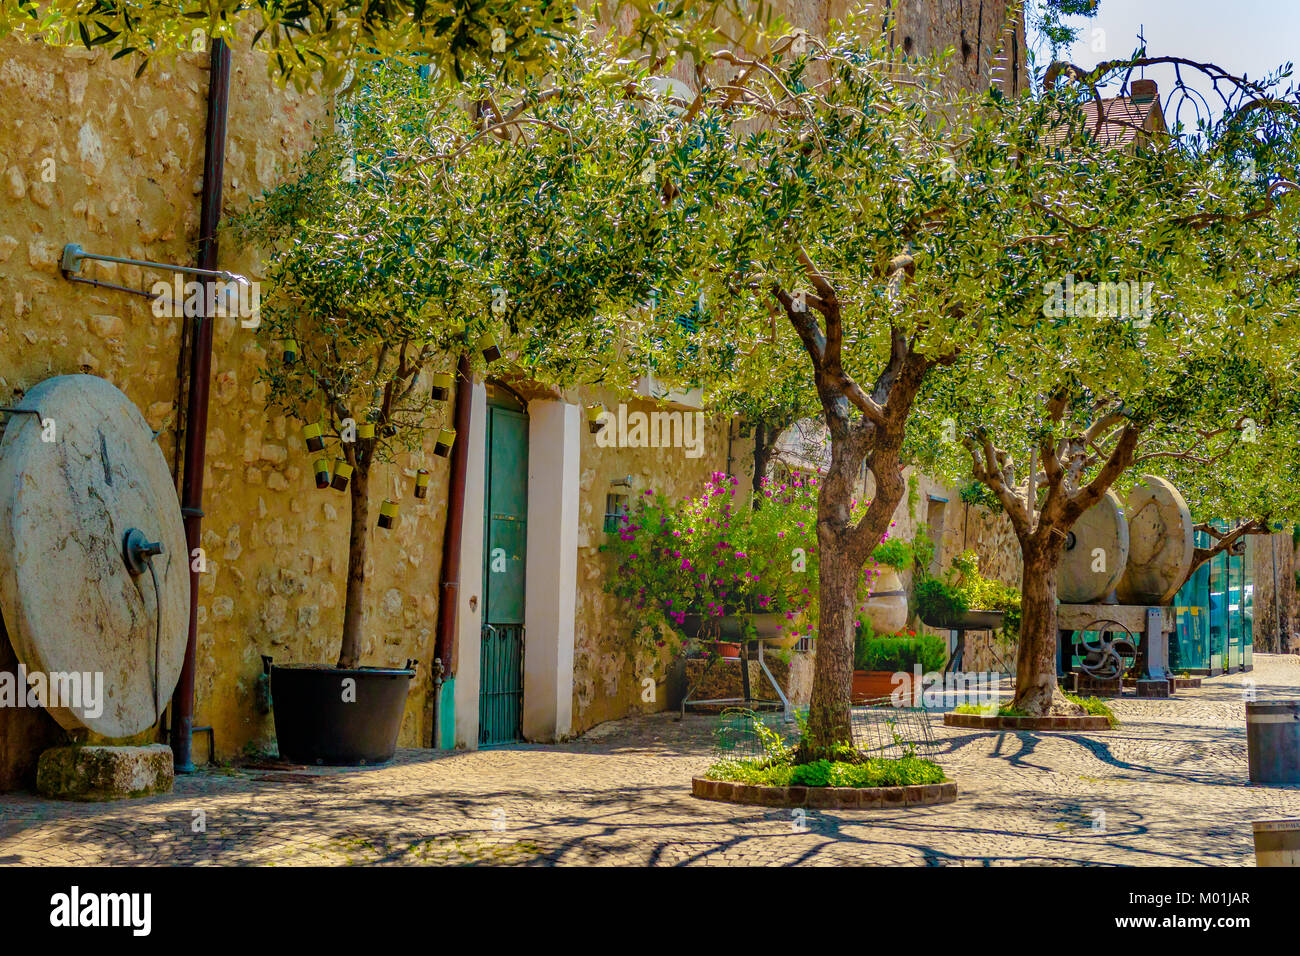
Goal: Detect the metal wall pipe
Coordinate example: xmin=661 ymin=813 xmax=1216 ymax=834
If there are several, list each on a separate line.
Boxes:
xmin=171 ymin=38 xmax=231 ymax=773
xmin=432 ymin=353 xmax=474 ymax=741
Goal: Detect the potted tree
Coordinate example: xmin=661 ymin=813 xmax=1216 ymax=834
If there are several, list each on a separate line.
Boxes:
xmin=235 ymin=51 xmax=682 ymax=762
xmin=242 ymin=199 xmax=463 ymax=763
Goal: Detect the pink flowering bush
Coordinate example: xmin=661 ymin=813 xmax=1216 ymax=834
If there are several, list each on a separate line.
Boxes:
xmin=600 ymin=472 xmax=822 ymax=640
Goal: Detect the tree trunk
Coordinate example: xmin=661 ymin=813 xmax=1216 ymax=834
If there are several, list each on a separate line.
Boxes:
xmin=338 ymin=464 xmax=370 ymax=669
xmin=1012 ymin=538 xmax=1077 ymax=715
xmin=802 ymin=529 xmax=856 ymax=758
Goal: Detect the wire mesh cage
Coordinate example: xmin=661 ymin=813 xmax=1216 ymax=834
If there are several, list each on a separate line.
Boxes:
xmin=711 ymin=707 xmax=793 ymax=761
xmin=711 ymin=700 xmax=942 ymax=764
xmin=850 ymin=698 xmax=942 ymax=763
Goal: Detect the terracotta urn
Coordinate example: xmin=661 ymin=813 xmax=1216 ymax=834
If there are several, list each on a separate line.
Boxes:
xmin=862 ymin=567 xmax=908 ymax=634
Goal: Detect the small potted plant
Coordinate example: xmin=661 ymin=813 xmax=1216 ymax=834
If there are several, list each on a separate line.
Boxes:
xmin=915 ymin=550 xmax=1016 ymax=631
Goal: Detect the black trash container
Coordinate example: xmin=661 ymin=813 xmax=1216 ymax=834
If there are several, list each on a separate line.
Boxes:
xmin=1246 ymin=700 xmax=1300 ymax=785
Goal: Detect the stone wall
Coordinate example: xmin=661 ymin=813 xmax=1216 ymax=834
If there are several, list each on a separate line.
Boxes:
xmin=0 ymin=38 xmax=460 ymax=765
xmin=0 ymin=1 xmax=1031 ymax=770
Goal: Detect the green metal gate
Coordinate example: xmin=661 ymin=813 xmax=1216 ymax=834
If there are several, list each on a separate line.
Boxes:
xmin=479 ymin=391 xmax=528 ymax=746
xmin=480 ymin=624 xmax=524 ymax=746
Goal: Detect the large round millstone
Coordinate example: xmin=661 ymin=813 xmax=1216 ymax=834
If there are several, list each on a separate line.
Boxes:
xmin=0 ymin=375 xmax=189 ymax=737
xmin=1059 ymin=489 xmax=1129 ymax=604
xmin=1116 ymin=475 xmax=1194 ymax=606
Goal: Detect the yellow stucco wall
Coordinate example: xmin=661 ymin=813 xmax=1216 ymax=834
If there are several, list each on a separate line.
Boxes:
xmin=0 ymin=39 xmax=759 ymax=764
xmin=0 ymin=39 xmax=457 ymax=763
xmin=0 ymin=0 xmax=1030 ymax=766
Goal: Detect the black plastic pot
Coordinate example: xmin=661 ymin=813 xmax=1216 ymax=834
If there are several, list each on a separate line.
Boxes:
xmin=270 ymin=664 xmax=414 ymax=765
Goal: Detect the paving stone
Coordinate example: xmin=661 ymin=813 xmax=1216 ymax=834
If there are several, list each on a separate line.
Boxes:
xmin=0 ymin=656 xmax=1297 ymax=865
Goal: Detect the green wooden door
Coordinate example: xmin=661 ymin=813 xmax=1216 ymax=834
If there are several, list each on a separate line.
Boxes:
xmin=479 ymin=396 xmax=528 ymax=746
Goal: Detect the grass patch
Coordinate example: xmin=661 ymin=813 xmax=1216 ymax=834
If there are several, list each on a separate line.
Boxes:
xmin=1063 ymin=691 xmax=1118 ymax=727
xmin=954 ymin=693 xmax=1117 ymax=727
xmin=705 ymin=755 xmax=945 ymax=788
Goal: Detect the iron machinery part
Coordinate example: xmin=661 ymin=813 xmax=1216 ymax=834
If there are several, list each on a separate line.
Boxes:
xmin=122 ymin=528 xmax=165 ymax=575
xmin=122 ymin=527 xmax=166 ymax=733
xmin=1073 ymin=618 xmax=1140 ymax=681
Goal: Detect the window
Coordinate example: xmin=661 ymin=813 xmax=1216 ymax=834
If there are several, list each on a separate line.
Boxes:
xmin=603 ymin=493 xmax=630 ymax=533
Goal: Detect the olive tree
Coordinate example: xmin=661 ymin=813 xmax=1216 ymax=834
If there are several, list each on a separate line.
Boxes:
xmin=0 ymin=0 xmax=777 ymax=88
xmin=904 ymin=59 xmax=1300 ymax=713
xmin=631 ymin=16 xmax=1300 ymax=744
xmin=233 ymin=49 xmax=689 ymax=667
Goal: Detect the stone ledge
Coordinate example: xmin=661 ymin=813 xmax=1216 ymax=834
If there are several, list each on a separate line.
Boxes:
xmin=691 ymin=776 xmax=956 ymax=809
xmin=36 ymin=744 xmax=174 ymax=801
xmin=943 ymin=713 xmax=1111 ymax=731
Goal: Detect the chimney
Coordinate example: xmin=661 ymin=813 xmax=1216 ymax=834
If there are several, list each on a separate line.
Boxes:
xmin=1131 ymin=79 xmax=1158 ymax=103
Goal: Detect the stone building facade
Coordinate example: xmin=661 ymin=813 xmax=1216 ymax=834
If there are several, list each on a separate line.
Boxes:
xmin=0 ymin=32 xmax=757 ymax=778
xmin=0 ymin=0 xmax=1031 ymax=785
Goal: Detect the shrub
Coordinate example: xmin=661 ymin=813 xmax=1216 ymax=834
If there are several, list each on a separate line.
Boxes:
xmin=913 ymin=577 xmax=969 ymax=626
xmin=599 ymin=472 xmax=821 ymax=642
xmin=1064 ymin=691 xmax=1119 ymax=727
xmin=954 ymin=694 xmax=1117 ymax=727
xmin=705 ymin=756 xmax=945 ymax=787
xmin=913 ymin=550 xmax=1020 ymax=636
xmin=853 ymin=629 xmax=947 ymax=672
xmin=871 ymin=539 xmax=913 ymax=571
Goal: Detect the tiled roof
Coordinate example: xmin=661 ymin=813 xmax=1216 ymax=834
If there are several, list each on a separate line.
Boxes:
xmin=1041 ymin=94 xmax=1162 ymax=150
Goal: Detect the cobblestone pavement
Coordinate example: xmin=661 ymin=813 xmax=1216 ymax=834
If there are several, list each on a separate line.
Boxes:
xmin=1 ymin=656 xmax=1298 ymax=866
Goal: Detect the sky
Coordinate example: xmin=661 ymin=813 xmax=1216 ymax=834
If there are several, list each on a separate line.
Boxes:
xmin=1028 ymin=0 xmax=1299 ymax=125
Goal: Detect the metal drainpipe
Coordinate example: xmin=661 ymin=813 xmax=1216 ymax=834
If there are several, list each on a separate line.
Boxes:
xmin=171 ymin=38 xmax=232 ymax=774
xmin=431 ymin=353 xmax=474 ymax=747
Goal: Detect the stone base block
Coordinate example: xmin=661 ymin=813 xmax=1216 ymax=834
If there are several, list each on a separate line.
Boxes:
xmin=1136 ymin=679 xmax=1172 ymax=698
xmin=944 ymin=713 xmax=1111 ymax=731
xmin=1125 ymin=676 xmax=1201 ymax=689
xmin=1076 ymin=676 xmax=1122 ymax=697
xmin=36 ymin=744 xmax=174 ymax=801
